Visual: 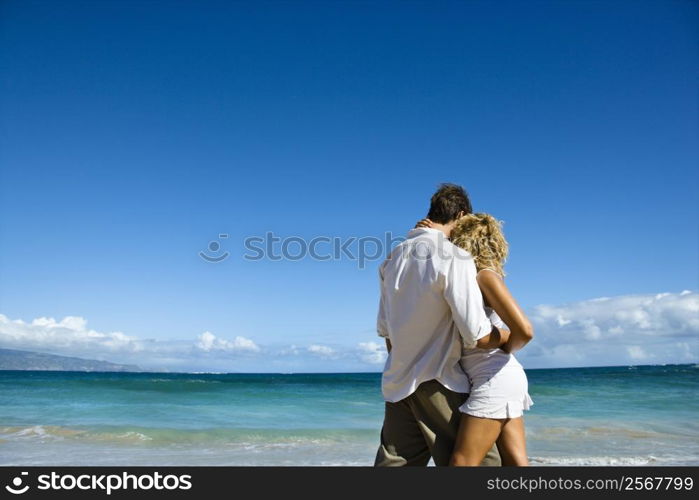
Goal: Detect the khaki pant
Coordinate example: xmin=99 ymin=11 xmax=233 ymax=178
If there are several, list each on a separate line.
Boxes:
xmin=374 ymin=379 xmax=501 ymax=466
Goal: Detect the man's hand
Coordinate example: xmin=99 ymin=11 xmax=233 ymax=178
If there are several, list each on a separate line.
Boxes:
xmin=475 ymin=326 xmax=510 ymax=350
xmin=414 ymin=218 xmax=434 ymax=229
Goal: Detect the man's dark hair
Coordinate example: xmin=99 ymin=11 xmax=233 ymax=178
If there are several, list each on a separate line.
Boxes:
xmin=427 ymin=183 xmax=473 ymax=224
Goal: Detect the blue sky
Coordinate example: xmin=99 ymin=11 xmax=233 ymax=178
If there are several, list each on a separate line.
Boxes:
xmin=1 ymin=0 xmax=697 ymax=372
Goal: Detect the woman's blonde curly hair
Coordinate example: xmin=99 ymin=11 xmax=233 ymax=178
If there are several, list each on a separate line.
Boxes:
xmin=450 ymin=213 xmax=508 ymax=277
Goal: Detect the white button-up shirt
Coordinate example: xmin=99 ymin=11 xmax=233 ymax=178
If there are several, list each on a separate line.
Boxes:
xmin=377 ymin=227 xmax=493 ymax=402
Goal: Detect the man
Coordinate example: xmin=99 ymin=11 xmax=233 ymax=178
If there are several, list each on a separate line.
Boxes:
xmin=374 ymin=183 xmax=505 ymax=466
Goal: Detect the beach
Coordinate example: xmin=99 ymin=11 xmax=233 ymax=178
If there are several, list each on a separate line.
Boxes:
xmin=1 ymin=365 xmax=697 ymax=466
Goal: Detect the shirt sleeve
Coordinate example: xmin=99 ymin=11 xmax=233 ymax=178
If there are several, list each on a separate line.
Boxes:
xmin=443 ymin=251 xmax=493 ymax=348
xmin=376 ymin=264 xmax=389 ymax=338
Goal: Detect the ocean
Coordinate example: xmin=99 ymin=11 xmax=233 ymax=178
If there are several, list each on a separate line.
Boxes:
xmin=1 ymin=365 xmax=697 ymax=466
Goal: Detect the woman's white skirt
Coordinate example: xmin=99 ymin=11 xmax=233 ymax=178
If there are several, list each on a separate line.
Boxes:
xmin=459 ymin=364 xmax=533 ymax=419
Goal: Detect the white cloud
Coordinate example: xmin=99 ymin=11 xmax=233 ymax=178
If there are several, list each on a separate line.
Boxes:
xmin=278 ymin=344 xmax=300 ymax=356
xmin=0 ymin=314 xmax=143 ymax=357
xmin=0 ymin=315 xmax=261 ymax=370
xmin=1 ymin=290 xmax=696 ymax=372
xmin=626 ymin=345 xmax=648 ymax=360
xmin=520 ymin=291 xmax=699 ymax=368
xmin=357 ymin=341 xmax=387 ymax=364
xmin=195 ymin=331 xmax=260 ymax=353
xmin=307 ymin=344 xmax=336 ymax=357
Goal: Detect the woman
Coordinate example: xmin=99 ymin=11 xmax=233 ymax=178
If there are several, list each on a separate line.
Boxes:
xmin=416 ymin=213 xmax=534 ymax=466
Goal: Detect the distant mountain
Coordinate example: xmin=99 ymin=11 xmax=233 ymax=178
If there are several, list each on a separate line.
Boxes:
xmin=0 ymin=348 xmax=143 ymax=372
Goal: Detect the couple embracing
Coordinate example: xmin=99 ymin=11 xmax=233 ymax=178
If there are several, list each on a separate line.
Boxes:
xmin=374 ymin=183 xmax=534 ymax=467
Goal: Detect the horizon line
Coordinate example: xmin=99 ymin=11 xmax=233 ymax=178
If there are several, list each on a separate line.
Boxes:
xmin=1 ymin=362 xmax=696 ymax=376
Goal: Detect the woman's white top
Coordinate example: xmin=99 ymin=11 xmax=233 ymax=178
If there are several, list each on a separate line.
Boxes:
xmin=460 ymin=306 xmax=522 ymax=380
xmin=459 ymin=269 xmax=522 ymax=381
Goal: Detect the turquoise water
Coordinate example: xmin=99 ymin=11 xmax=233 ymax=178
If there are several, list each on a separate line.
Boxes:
xmin=1 ymin=365 xmax=697 ymax=465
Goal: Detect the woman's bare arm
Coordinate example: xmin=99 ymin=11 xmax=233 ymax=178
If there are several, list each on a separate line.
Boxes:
xmin=476 ymin=270 xmax=534 ymax=353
